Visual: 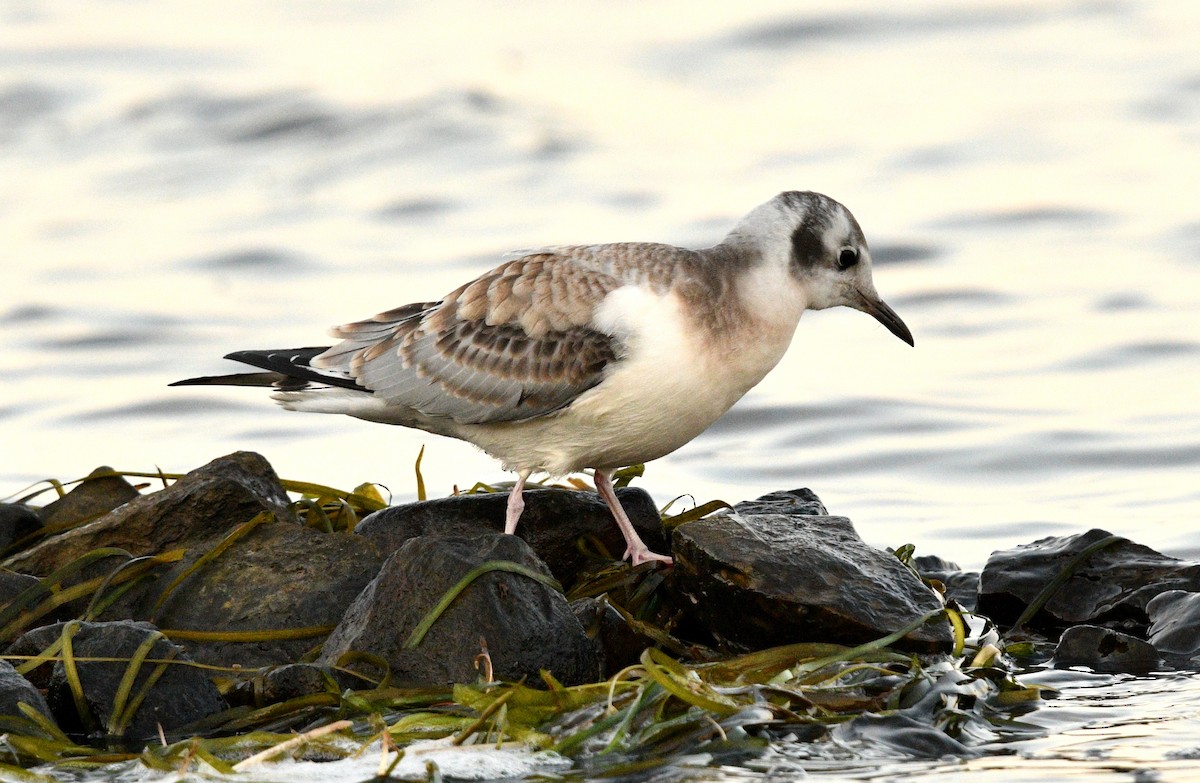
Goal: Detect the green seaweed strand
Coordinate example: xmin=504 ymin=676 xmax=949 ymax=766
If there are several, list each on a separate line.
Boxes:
xmin=404 ymin=561 xmax=562 ymax=650
xmin=1005 ymin=533 xmax=1127 ymax=636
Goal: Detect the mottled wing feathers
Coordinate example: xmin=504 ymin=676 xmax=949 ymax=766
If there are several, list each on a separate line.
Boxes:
xmin=436 ymin=252 xmax=620 ymax=337
xmin=308 ymin=247 xmax=677 ymax=424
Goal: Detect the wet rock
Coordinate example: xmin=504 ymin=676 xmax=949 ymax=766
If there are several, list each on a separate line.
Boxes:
xmin=913 ymin=555 xmax=980 ymax=611
xmin=0 ymin=658 xmax=53 ymax=723
xmin=4 ymin=452 xmax=298 ymax=577
xmin=1053 ymin=625 xmax=1160 ymax=673
xmin=1147 ymin=590 xmax=1200 ymax=658
xmin=0 ymin=568 xmax=41 ymax=611
xmin=912 ymin=554 xmax=959 ymax=572
xmin=355 ymin=487 xmax=666 ymax=584
xmin=976 ymin=529 xmax=1200 ymax=632
xmin=226 ymin=663 xmax=342 ymax=707
xmin=320 ymin=531 xmax=600 ymax=686
xmin=937 ymin=572 xmax=981 ymax=612
xmin=38 ymin=466 xmax=140 ymax=529
xmin=0 ymin=569 xmax=75 ymax=647
xmin=43 ymin=620 xmax=225 ymax=742
xmin=671 ymin=493 xmax=951 ymax=653
xmin=727 ymin=487 xmax=827 ymax=516
xmin=4 ymin=624 xmax=68 ymax=689
xmin=131 ymin=521 xmax=384 ymax=669
xmin=0 ymin=503 xmax=42 ymax=553
xmin=571 ymin=596 xmax=657 ymax=677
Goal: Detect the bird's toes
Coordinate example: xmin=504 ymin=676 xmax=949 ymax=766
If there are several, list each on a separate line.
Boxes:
xmin=628 ymin=549 xmax=673 ymax=567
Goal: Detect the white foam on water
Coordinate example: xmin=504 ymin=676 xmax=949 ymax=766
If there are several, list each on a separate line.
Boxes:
xmin=236 ymin=739 xmax=571 ymax=783
xmin=58 ymin=739 xmax=573 ymax=783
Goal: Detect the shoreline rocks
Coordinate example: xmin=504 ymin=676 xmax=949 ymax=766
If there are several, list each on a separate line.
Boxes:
xmin=977 ymin=528 xmax=1200 ymax=635
xmin=1 ymin=450 xmax=1195 ymax=746
xmin=319 ymin=531 xmax=601 ymax=685
xmin=355 ymin=486 xmax=666 ymax=583
xmin=671 ymin=490 xmax=952 ymax=653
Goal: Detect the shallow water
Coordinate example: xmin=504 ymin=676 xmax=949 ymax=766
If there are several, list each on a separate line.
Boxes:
xmin=3 ymin=0 xmax=1200 ymax=779
xmin=781 ymin=668 xmax=1200 ymax=783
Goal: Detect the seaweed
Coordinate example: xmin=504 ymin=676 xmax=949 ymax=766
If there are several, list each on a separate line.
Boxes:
xmin=0 ymin=460 xmax=1043 ymax=778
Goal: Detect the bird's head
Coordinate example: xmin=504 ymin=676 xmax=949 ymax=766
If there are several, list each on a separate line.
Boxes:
xmin=730 ymin=191 xmax=914 ymax=346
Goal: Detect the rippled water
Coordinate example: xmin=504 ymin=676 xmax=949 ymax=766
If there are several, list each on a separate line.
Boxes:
xmin=3 ymin=0 xmax=1199 ymax=779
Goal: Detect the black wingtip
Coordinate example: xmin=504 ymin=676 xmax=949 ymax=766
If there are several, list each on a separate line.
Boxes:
xmin=168 ymin=371 xmax=288 ymax=388
xmin=171 ymin=347 xmax=365 ymax=392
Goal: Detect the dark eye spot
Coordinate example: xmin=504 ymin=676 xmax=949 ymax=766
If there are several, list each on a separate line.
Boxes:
xmin=838 ymin=247 xmax=859 ymax=270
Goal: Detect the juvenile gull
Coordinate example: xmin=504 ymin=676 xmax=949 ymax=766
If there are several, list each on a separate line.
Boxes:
xmin=172 ymin=191 xmax=913 ymax=565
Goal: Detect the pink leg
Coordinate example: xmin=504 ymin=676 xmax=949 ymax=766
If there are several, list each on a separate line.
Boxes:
xmin=594 ymin=469 xmax=672 ymax=566
xmin=504 ymin=469 xmax=531 ymax=535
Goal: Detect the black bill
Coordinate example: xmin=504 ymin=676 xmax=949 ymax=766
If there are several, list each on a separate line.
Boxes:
xmin=856 ymin=292 xmax=915 ymax=346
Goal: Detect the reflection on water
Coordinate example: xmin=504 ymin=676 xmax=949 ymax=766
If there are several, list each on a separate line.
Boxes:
xmin=2 ymin=0 xmax=1199 ymax=779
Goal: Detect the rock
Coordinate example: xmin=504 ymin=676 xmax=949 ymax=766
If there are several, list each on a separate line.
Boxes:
xmin=976 ymin=529 xmax=1200 ymax=632
xmin=671 ymin=492 xmax=951 ymax=653
xmin=0 ymin=569 xmax=73 ymax=646
xmin=226 ymin=663 xmax=342 ymax=708
xmin=38 ymin=466 xmax=140 ymax=530
xmin=0 ymin=503 xmax=42 ymax=554
xmin=0 ymin=658 xmax=54 ymax=724
xmin=1053 ymin=625 xmax=1160 ymax=673
xmin=43 ymin=620 xmax=225 ymax=742
xmin=4 ymin=624 xmax=69 ymax=689
xmin=913 ymin=555 xmax=979 ymax=611
xmin=320 ymin=532 xmax=600 ymax=686
xmin=571 ymin=596 xmax=657 ymax=677
xmin=1147 ymin=590 xmax=1200 ymax=658
xmin=355 ymin=487 xmax=667 ymax=584
xmin=131 ymin=521 xmax=384 ymax=669
xmin=912 ymin=555 xmax=960 ymax=572
xmin=935 ymin=572 xmax=981 ymax=612
xmin=4 ymin=452 xmax=298 ymax=577
xmin=727 ymin=487 xmax=828 ymax=516
xmin=0 ymin=568 xmax=42 ymax=611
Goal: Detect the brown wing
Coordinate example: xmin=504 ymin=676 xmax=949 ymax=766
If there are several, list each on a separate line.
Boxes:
xmin=310 ymin=249 xmax=659 ymax=424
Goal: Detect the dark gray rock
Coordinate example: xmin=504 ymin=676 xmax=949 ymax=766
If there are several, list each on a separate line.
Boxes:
xmin=0 ymin=503 xmax=42 ymax=554
xmin=227 ymin=663 xmax=342 ymax=708
xmin=977 ymin=528 xmax=1200 ymax=632
xmin=913 ymin=556 xmax=979 ymax=611
xmin=4 ymin=452 xmax=298 ymax=576
xmin=0 ymin=658 xmax=53 ymax=723
xmin=1147 ymin=590 xmax=1200 ymax=658
xmin=725 ymin=488 xmax=827 ymax=517
xmin=4 ymin=624 xmax=68 ymax=689
xmin=671 ymin=495 xmax=951 ymax=653
xmin=912 ymin=555 xmax=960 ymax=572
xmin=934 ymin=572 xmax=980 ymax=612
xmin=1053 ymin=625 xmax=1160 ymax=673
xmin=44 ymin=620 xmax=225 ymax=742
xmin=320 ymin=532 xmax=600 ymax=686
xmin=0 ymin=569 xmax=42 ymax=612
xmin=355 ymin=487 xmax=667 ymax=584
xmin=571 ymin=596 xmax=657 ymax=678
xmin=38 ymin=466 xmax=140 ymax=530
xmin=0 ymin=569 xmax=74 ymax=647
xmin=130 ymin=521 xmax=384 ymax=669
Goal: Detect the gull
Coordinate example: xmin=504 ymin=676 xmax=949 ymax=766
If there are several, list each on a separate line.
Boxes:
xmin=171 ymin=191 xmax=913 ymax=566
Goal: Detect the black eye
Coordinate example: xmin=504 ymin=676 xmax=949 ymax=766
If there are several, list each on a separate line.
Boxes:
xmin=838 ymin=247 xmax=859 ymax=270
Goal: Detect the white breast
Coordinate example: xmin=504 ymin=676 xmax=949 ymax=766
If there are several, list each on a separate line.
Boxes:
xmin=461 ymin=279 xmax=804 ymax=475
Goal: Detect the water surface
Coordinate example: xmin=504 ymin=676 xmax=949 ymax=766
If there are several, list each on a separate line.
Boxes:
xmin=3 ymin=1 xmax=1199 ymax=779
